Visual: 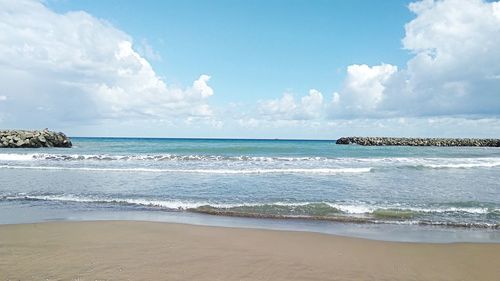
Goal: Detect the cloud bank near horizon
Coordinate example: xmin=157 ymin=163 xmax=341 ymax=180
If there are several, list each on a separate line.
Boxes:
xmin=260 ymin=0 xmax=500 ymax=121
xmin=0 ymin=0 xmax=499 ymax=138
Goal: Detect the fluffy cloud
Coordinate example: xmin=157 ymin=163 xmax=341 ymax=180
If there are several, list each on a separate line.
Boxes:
xmin=0 ymin=0 xmax=213 ymax=128
xmin=258 ymin=89 xmax=324 ymax=120
xmin=247 ymin=0 xmax=500 ymax=137
xmin=331 ymin=64 xmax=398 ymax=117
xmin=331 ymin=0 xmax=500 ymax=118
xmin=1 ymin=0 xmax=499 ymax=138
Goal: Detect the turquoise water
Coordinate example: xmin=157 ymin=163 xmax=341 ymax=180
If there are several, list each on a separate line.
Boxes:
xmin=1 ymin=138 xmax=499 ymax=241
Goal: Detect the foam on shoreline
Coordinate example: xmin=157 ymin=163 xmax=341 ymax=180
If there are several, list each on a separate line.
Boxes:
xmin=3 ymin=195 xmax=498 ymax=229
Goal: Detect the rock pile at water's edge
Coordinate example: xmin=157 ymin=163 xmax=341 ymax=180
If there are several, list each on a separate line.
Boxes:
xmin=336 ymin=137 xmax=500 ymax=147
xmin=0 ymin=129 xmax=72 ymax=148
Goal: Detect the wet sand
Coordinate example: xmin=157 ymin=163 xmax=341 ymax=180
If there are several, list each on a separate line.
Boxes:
xmin=0 ymin=221 xmax=498 ymax=280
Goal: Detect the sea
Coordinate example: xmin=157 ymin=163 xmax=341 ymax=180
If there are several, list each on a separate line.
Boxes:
xmin=1 ymin=138 xmax=499 ymax=243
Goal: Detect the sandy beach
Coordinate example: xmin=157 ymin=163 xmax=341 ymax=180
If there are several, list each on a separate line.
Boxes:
xmin=0 ymin=221 xmax=498 ymax=281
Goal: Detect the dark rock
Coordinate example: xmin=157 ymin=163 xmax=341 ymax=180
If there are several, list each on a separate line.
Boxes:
xmin=336 ymin=137 xmax=500 ymax=147
xmin=0 ymin=129 xmax=72 ymax=148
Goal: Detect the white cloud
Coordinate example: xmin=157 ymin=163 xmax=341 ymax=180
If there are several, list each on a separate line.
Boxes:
xmin=221 ymin=115 xmax=500 ymax=139
xmin=192 ymin=74 xmax=214 ymax=99
xmin=258 ymin=89 xmax=324 ymax=120
xmin=331 ymin=64 xmax=397 ymax=117
xmin=136 ymin=39 xmax=162 ymax=61
xmin=300 ymin=89 xmax=324 ymax=119
xmin=331 ymin=0 xmax=500 ymax=118
xmin=1 ymin=0 xmax=499 ymax=139
xmin=242 ymin=0 xmax=500 ymax=137
xmin=395 ymin=0 xmax=500 ymax=116
xmin=259 ymin=93 xmax=296 ymax=117
xmin=0 ymin=0 xmax=213 ymax=128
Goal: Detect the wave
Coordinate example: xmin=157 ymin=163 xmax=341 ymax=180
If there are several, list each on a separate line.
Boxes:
xmin=2 ymin=195 xmax=498 ymax=228
xmin=2 ymin=195 xmax=208 ymax=210
xmin=4 ymin=195 xmax=496 ymax=215
xmin=0 ymin=153 xmax=332 ymax=162
xmin=0 ymin=165 xmax=372 ymax=174
xmin=377 ymin=157 xmax=500 ymax=169
xmin=2 ymin=153 xmax=500 ymax=170
xmin=0 ymin=154 xmax=35 ymax=161
xmin=419 ymin=162 xmax=500 ymax=169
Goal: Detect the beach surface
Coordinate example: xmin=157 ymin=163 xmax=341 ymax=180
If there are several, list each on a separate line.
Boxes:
xmin=0 ymin=221 xmax=498 ymax=281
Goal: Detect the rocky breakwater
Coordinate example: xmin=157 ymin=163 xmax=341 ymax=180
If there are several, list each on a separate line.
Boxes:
xmin=0 ymin=129 xmax=72 ymax=148
xmin=336 ymin=137 xmax=500 ymax=147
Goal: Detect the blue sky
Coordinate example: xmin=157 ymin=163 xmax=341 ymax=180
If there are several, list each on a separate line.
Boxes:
xmin=1 ymin=0 xmax=499 ymax=138
xmin=47 ymin=0 xmax=414 ymax=104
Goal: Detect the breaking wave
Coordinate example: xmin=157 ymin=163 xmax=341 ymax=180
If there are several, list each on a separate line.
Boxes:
xmin=1 ymin=153 xmax=500 ymax=170
xmin=2 ymin=195 xmax=498 ymax=228
xmin=0 ymin=153 xmax=334 ymax=162
xmin=0 ymin=165 xmax=372 ymax=174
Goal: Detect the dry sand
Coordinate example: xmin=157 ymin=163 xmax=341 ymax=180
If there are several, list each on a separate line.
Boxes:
xmin=0 ymin=221 xmax=498 ymax=281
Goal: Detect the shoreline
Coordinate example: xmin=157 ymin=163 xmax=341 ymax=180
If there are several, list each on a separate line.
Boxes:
xmin=1 ymin=201 xmax=499 ymax=244
xmin=1 ymin=220 xmax=499 ymax=280
xmin=187 ymin=206 xmax=500 ymax=229
xmin=2 ymin=194 xmax=499 ymax=231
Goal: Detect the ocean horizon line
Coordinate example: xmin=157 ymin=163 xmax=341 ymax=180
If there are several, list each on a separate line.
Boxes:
xmin=69 ymin=136 xmax=337 ymax=141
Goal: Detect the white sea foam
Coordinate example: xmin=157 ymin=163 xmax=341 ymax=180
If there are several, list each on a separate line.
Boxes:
xmin=3 ymin=195 xmax=211 ymax=209
xmin=0 ymin=165 xmax=372 ymax=174
xmin=2 ymin=153 xmax=500 ymax=170
xmin=0 ymin=153 xmax=36 ymax=161
xmin=422 ymin=162 xmax=500 ymax=169
xmin=324 ymin=202 xmax=493 ymax=215
xmin=0 ymin=153 xmax=331 ymax=162
xmin=3 ymin=195 xmax=495 ymax=216
xmin=354 ymin=157 xmax=500 ymax=169
xmin=3 ymin=195 xmax=292 ymax=210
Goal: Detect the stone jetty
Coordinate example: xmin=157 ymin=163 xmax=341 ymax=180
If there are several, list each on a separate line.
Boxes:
xmin=0 ymin=129 xmax=72 ymax=148
xmin=336 ymin=137 xmax=500 ymax=147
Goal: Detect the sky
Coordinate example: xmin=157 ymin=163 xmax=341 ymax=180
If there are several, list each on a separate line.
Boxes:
xmin=0 ymin=0 xmax=499 ymax=138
